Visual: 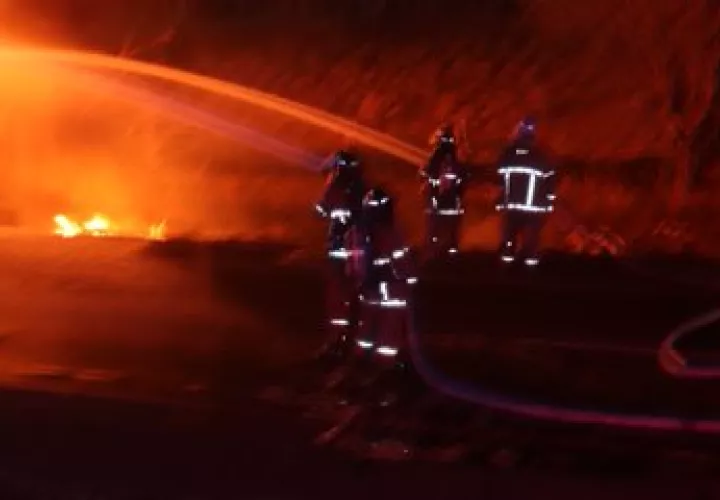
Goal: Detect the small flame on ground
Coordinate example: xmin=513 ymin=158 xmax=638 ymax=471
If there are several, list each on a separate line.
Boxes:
xmin=82 ymin=214 xmax=110 ymax=236
xmin=53 ymin=214 xmax=166 ymax=240
xmin=148 ymin=221 xmax=166 ymax=240
xmin=54 ymin=214 xmax=82 ymax=238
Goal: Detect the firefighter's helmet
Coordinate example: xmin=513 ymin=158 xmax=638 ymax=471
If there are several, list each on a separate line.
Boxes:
xmin=512 ymin=116 xmax=536 ymax=141
xmin=331 ymin=150 xmax=361 ymax=170
xmin=430 ymin=124 xmax=457 ymax=149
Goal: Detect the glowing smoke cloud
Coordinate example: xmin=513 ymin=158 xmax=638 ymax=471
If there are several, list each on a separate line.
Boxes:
xmin=71 ymin=71 xmax=325 ymax=170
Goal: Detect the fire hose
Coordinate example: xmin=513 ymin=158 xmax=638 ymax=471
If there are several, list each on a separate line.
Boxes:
xmin=405 ymin=294 xmax=720 ymax=433
xmin=554 ymin=204 xmax=720 ymax=382
xmin=404 ymin=205 xmax=720 ymax=433
xmin=658 ymin=308 xmax=720 ymax=380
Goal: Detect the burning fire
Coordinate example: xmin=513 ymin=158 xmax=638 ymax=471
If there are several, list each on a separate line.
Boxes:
xmin=53 ymin=214 xmax=166 ymax=240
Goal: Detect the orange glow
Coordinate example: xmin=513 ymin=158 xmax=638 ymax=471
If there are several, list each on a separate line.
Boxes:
xmin=0 ymin=44 xmax=426 ymax=245
xmin=82 ymin=214 xmax=110 ymax=236
xmin=0 ymin=45 xmax=426 ymax=166
xmin=53 ymin=214 xmax=82 ymax=238
xmin=53 ymin=214 xmax=166 ymax=240
xmin=148 ymin=221 xmax=167 ymax=240
xmin=0 ymin=55 xmax=238 ymax=240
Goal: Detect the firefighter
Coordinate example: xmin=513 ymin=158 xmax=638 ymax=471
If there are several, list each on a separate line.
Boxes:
xmin=495 ymin=116 xmax=556 ymax=266
xmin=421 ymin=124 xmax=457 ymax=213
xmin=345 ymin=187 xmax=417 ymax=368
xmin=421 ymin=124 xmax=469 ymax=255
xmin=314 ymin=150 xmax=367 ymax=360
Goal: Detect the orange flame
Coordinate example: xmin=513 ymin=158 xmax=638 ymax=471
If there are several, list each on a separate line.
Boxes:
xmin=82 ymin=214 xmax=111 ymax=236
xmin=148 ymin=221 xmax=166 ymax=240
xmin=53 ymin=214 xmax=166 ymax=240
xmin=53 ymin=214 xmax=82 ymax=237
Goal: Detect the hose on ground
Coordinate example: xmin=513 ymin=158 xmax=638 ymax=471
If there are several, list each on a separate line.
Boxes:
xmin=658 ymin=308 xmax=720 ymax=380
xmin=555 ymin=204 xmax=720 ymax=381
xmin=405 ymin=294 xmax=720 ymax=434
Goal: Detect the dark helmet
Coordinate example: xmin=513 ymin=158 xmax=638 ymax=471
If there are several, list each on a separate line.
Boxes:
xmin=512 ymin=116 xmax=536 ymax=142
xmin=325 ymin=149 xmax=363 ymax=187
xmin=331 ymin=150 xmax=361 ymax=171
xmin=430 ymin=124 xmax=457 ymax=150
xmin=362 ymin=187 xmax=394 ymax=225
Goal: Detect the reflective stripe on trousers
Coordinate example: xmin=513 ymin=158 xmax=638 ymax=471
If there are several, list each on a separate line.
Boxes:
xmin=355 ymin=339 xmax=399 ymax=357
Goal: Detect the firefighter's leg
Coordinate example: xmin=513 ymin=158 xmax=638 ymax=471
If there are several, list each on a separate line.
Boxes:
xmin=324 ymin=293 xmax=374 ymax=397
xmin=425 ymin=211 xmax=436 ymax=248
xmin=521 ymin=214 xmax=544 ymax=267
xmin=374 ymin=303 xmax=408 ymax=367
xmin=428 ymin=213 xmax=440 ymax=253
xmin=354 ymin=294 xmax=380 ymax=360
xmin=427 ymin=205 xmax=443 ymax=253
xmin=369 ymin=280 xmax=409 ymax=364
xmin=435 ymin=213 xmax=450 ymax=255
xmin=447 ymin=214 xmax=461 ymax=255
xmin=425 ymin=191 xmax=439 ymax=248
xmin=500 ymin=211 xmax=521 ymax=263
xmin=371 ymin=287 xmax=418 ymax=405
xmin=327 ymin=220 xmax=351 ymax=256
xmin=320 ymin=259 xmax=355 ymax=358
xmin=326 ymin=223 xmax=340 ymax=254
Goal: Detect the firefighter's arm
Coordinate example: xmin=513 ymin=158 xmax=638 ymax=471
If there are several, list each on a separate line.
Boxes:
xmin=418 ymin=162 xmax=430 ymax=180
xmin=541 ymin=154 xmax=556 ymax=210
xmin=539 ymin=146 xmax=557 ymax=207
xmin=544 ymin=167 xmax=556 ymax=205
xmin=495 ymin=156 xmax=509 ymax=211
xmin=315 ymin=175 xmax=336 ymax=217
xmin=315 ymin=191 xmax=329 ymax=217
xmin=315 ymin=201 xmax=328 ymax=218
xmin=315 ymin=194 xmax=330 ymax=218
xmin=457 ymin=165 xmax=470 ymax=194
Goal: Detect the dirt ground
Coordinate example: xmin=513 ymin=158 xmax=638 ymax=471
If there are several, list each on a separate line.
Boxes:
xmin=1 ymin=234 xmax=720 ymax=498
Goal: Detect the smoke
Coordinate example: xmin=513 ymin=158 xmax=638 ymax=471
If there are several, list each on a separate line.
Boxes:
xmin=0 ymin=2 xmax=185 ymax=48
xmin=0 ymin=60 xmax=325 ymax=243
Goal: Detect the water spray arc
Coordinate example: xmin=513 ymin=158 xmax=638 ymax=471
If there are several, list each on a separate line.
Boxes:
xmin=73 ymin=71 xmax=324 ymax=169
xmin=0 ymin=45 xmax=426 ymax=167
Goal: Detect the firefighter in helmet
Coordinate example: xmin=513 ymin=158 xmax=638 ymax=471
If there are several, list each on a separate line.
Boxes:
xmin=420 ymin=123 xmax=469 ymax=255
xmin=314 ymin=150 xmax=367 ymax=359
xmin=344 ymin=187 xmax=417 ymax=367
xmin=495 ymin=116 xmax=556 ymax=266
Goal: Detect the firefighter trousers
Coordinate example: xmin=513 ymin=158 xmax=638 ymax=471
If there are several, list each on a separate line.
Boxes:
xmin=355 ymin=282 xmax=409 ymax=365
xmin=324 ymin=258 xmax=359 ymax=345
xmin=500 ymin=211 xmax=545 ymax=264
xmin=326 ymin=220 xmax=351 ymax=254
xmin=426 ymin=211 xmax=462 ymax=255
